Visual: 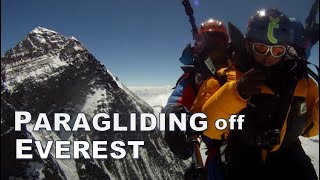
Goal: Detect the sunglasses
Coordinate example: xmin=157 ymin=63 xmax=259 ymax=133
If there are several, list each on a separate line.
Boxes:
xmin=251 ymin=43 xmax=287 ymax=57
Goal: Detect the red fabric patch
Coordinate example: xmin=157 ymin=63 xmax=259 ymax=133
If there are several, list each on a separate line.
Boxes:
xmin=178 ymin=84 xmax=196 ymax=110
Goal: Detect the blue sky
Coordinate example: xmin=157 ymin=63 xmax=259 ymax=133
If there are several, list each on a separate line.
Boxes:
xmin=1 ymin=0 xmax=319 ymax=86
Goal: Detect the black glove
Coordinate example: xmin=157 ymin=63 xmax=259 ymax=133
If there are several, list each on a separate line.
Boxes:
xmin=162 ymin=104 xmax=194 ymax=160
xmin=236 ymin=68 xmax=266 ymax=99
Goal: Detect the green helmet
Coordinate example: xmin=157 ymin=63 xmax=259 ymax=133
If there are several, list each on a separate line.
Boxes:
xmin=246 ymin=8 xmax=292 ymax=45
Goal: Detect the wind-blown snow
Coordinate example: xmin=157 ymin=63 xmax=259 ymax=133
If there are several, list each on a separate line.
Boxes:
xmin=128 ymin=86 xmax=320 ymax=177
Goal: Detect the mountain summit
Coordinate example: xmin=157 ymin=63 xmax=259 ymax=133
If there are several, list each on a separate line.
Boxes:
xmin=1 ymin=27 xmax=188 ymax=179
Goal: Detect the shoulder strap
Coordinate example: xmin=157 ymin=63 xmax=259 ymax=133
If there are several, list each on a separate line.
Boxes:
xmin=189 ymin=72 xmax=199 ymax=95
xmin=269 ymin=74 xmax=300 ymax=151
xmin=301 ymin=122 xmax=315 ymax=136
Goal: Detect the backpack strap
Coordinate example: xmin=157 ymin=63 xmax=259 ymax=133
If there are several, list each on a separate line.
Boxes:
xmin=187 ymin=71 xmax=199 ymax=95
xmin=268 ymin=73 xmax=300 ymax=152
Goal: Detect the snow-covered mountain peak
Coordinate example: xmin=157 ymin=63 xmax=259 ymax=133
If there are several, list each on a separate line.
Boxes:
xmin=1 ymin=27 xmax=90 ymax=90
xmin=1 ymin=27 xmax=188 ymax=179
xmin=30 ymin=26 xmax=58 ymax=35
xmin=2 ymin=27 xmax=86 ymax=64
xmin=69 ymin=36 xmax=79 ymax=41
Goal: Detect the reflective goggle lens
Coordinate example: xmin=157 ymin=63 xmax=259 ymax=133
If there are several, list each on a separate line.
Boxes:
xmin=252 ymin=43 xmax=286 ymax=57
xmin=253 ymin=43 xmax=269 ymax=55
xmin=271 ymin=45 xmax=286 ymax=57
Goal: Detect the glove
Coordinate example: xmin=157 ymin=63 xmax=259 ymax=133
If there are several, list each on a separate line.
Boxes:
xmin=236 ymin=68 xmax=266 ymax=99
xmin=162 ymin=104 xmax=194 ymax=160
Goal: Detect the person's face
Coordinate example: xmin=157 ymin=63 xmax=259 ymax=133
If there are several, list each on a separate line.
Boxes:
xmin=204 ymin=33 xmax=227 ymax=64
xmin=252 ymin=51 xmax=282 ymax=67
xmin=247 ymin=41 xmax=287 ymax=67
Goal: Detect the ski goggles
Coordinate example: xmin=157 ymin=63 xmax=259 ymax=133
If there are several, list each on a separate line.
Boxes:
xmin=251 ymin=43 xmax=287 ymax=57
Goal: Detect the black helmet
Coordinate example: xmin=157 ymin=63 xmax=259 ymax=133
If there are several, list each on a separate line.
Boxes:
xmin=246 ymin=9 xmax=292 ymax=45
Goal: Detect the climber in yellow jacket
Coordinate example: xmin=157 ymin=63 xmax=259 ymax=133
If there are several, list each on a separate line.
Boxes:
xmin=193 ymin=8 xmax=319 ymax=180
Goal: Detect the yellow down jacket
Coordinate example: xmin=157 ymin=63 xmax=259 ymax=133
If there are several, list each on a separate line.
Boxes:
xmin=193 ymin=70 xmax=319 ymax=151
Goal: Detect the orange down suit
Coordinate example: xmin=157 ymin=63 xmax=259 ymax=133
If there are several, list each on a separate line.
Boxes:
xmin=192 ymin=70 xmax=319 ymax=152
